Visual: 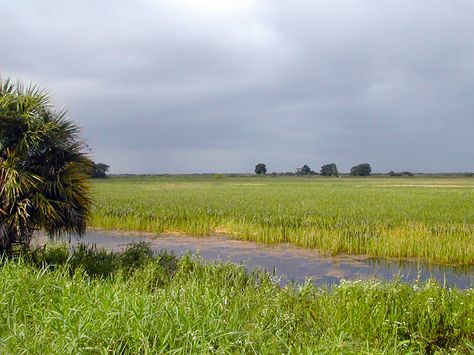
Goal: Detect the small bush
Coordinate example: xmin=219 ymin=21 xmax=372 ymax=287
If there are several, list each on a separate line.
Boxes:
xmin=28 ymin=242 xmax=178 ymax=279
xmin=119 ymin=242 xmax=153 ymax=272
xmin=30 ymin=243 xmax=70 ymax=267
xmin=70 ymin=244 xmax=118 ymax=278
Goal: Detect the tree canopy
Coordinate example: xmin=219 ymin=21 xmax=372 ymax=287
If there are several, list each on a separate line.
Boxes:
xmin=320 ymin=163 xmax=339 ymax=177
xmin=0 ymin=78 xmax=92 ymax=253
xmin=91 ymin=162 xmax=110 ymax=178
xmin=350 ymin=163 xmax=372 ymax=176
xmin=255 ymin=163 xmax=267 ymax=175
xmin=296 ymin=164 xmax=312 ymax=175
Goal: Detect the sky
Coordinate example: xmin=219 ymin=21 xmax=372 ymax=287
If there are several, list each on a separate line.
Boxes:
xmin=1 ymin=0 xmax=473 ymax=174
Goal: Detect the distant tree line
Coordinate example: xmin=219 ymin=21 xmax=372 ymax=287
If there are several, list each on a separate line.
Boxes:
xmin=388 ymin=170 xmax=414 ymax=177
xmin=254 ymin=162 xmax=374 ymax=176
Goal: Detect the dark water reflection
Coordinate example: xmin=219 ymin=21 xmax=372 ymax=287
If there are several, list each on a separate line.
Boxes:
xmin=35 ymin=230 xmax=473 ymax=289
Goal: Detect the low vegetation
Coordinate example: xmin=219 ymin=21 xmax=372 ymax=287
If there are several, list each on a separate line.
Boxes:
xmin=0 ymin=244 xmax=472 ymax=353
xmin=91 ymin=176 xmax=474 ymax=265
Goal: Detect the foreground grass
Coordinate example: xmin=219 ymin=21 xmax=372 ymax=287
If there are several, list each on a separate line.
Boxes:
xmin=90 ymin=176 xmax=474 ymax=265
xmin=0 ymin=244 xmax=473 ymax=353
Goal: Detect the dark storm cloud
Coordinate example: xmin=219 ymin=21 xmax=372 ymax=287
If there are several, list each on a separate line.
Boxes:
xmin=1 ymin=0 xmax=473 ymax=173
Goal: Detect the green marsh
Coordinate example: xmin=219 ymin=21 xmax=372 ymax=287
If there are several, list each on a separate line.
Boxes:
xmin=0 ymin=245 xmax=472 ymax=353
xmin=91 ymin=176 xmax=474 ymax=265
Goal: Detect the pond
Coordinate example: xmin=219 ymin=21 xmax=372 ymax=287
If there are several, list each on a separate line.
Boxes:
xmin=36 ymin=230 xmax=474 ymax=289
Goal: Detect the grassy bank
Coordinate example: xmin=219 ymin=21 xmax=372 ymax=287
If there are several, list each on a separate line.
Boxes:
xmin=1 ymin=244 xmax=473 ymax=353
xmin=90 ymin=176 xmax=474 ymax=265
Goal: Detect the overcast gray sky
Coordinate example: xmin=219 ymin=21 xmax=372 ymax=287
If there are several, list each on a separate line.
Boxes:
xmin=1 ymin=0 xmax=473 ymax=173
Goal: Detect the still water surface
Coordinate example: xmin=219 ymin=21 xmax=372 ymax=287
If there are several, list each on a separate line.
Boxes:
xmin=37 ymin=230 xmax=473 ymax=289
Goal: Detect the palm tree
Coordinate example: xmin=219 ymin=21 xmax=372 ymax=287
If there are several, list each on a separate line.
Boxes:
xmin=0 ymin=77 xmax=92 ymax=254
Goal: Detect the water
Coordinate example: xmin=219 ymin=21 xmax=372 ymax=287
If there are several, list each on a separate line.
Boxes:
xmin=35 ymin=230 xmax=474 ymax=289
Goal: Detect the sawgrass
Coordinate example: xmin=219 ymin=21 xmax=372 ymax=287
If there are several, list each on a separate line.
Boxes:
xmin=90 ymin=176 xmax=474 ymax=265
xmin=0 ymin=244 xmax=473 ymax=353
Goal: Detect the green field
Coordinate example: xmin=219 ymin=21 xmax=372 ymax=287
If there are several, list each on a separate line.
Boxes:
xmin=91 ymin=176 xmax=474 ymax=265
xmin=1 ymin=244 xmax=472 ymax=353
xmin=2 ymin=176 xmax=473 ymax=354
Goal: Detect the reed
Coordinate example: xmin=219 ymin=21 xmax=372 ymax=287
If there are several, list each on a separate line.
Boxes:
xmin=0 ymin=245 xmax=472 ymax=353
xmin=90 ymin=176 xmax=474 ymax=265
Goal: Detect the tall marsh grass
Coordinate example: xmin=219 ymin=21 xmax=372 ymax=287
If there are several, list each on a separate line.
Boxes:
xmin=90 ymin=176 xmax=474 ymax=265
xmin=0 ymin=244 xmax=473 ymax=353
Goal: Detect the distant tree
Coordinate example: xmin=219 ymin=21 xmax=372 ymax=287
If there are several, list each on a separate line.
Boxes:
xmin=255 ymin=163 xmax=267 ymax=175
xmin=91 ymin=163 xmax=110 ymax=178
xmin=296 ymin=164 xmax=311 ymax=176
xmin=350 ymin=163 xmax=372 ymax=176
xmin=320 ymin=163 xmax=339 ymax=177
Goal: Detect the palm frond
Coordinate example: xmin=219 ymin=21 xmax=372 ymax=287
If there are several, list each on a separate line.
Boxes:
xmin=1 ymin=77 xmax=92 ymax=253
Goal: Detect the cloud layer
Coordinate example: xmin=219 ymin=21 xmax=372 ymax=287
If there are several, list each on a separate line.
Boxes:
xmin=2 ymin=0 xmax=473 ymax=173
